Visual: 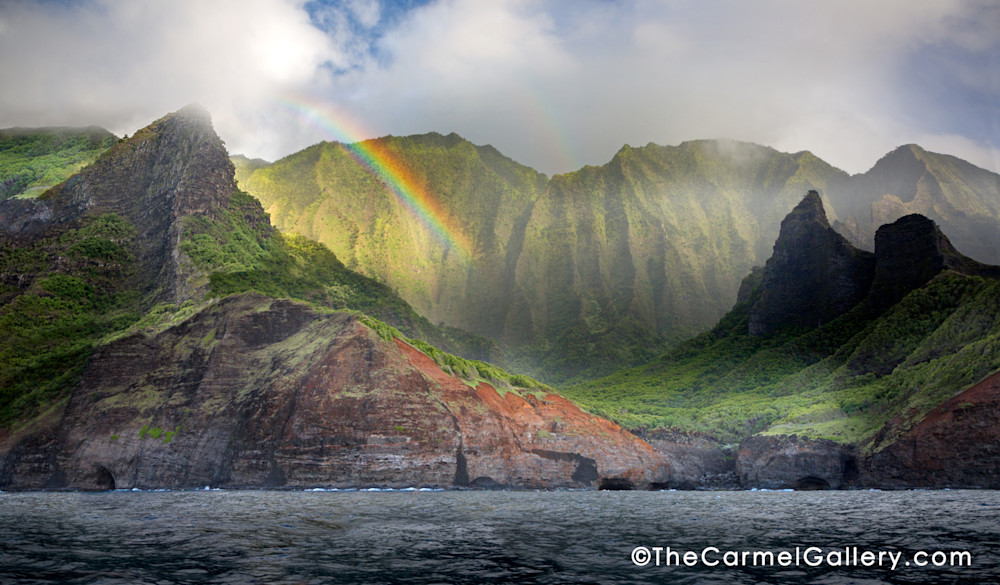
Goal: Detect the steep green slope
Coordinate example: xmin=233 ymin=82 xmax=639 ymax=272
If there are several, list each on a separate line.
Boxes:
xmin=505 ymin=141 xmax=849 ymax=380
xmin=0 ymin=109 xmax=503 ymax=427
xmin=238 ymin=138 xmax=848 ymax=381
xmin=563 ymin=198 xmax=1000 ymax=451
xmin=239 ymin=133 xmax=548 ymax=340
xmin=0 ymin=214 xmax=141 ymax=423
xmin=177 ymin=188 xmax=500 ymax=361
xmin=235 ymin=134 xmax=999 ymax=384
xmin=564 ymin=271 xmax=1000 ymax=448
xmin=0 ymin=127 xmax=117 ymax=199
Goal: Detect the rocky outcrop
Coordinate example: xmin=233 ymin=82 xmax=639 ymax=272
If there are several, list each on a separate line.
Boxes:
xmin=863 ymin=371 xmax=1000 ymax=488
xmin=747 ymin=193 xmax=1000 ymax=338
xmin=0 ymin=104 xmax=252 ymax=304
xmin=638 ymin=429 xmax=737 ymax=489
xmin=0 ymin=293 xmax=668 ymax=490
xmin=748 ymin=191 xmax=875 ymax=336
xmin=737 ymin=435 xmax=859 ymax=490
xmin=867 ymin=214 xmax=1000 ymax=309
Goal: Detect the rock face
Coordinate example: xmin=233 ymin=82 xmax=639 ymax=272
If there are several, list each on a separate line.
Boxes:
xmin=737 ymin=435 xmax=859 ymax=490
xmin=748 ymin=191 xmax=875 ymax=336
xmin=868 ymin=213 xmax=1000 ymax=309
xmin=0 ymin=104 xmax=248 ymax=304
xmin=0 ymin=293 xmax=668 ymax=490
xmin=863 ymin=371 xmax=1000 ymax=488
xmin=638 ymin=429 xmax=737 ymax=489
xmin=745 ymin=194 xmax=1000 ymax=338
xmin=733 ymin=198 xmax=1000 ymax=489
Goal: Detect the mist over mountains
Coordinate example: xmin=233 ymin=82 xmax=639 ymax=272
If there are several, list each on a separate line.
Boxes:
xmin=233 ymin=134 xmax=1000 ymax=381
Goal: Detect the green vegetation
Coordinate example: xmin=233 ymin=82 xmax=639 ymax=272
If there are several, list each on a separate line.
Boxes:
xmin=175 ymin=184 xmax=551 ymax=397
xmin=235 ymin=137 xmax=850 ymax=383
xmin=563 ymin=272 xmax=1000 ymax=450
xmin=0 ymin=214 xmax=141 ymax=424
xmin=138 ymin=423 xmax=180 ymax=444
xmin=7 ymin=112 xmax=999 ymax=464
xmin=233 ymin=134 xmax=547 ymax=353
xmin=178 ymin=187 xmax=497 ymax=359
xmin=0 ymin=127 xmax=117 ymax=199
xmin=356 ymin=313 xmax=552 ymax=396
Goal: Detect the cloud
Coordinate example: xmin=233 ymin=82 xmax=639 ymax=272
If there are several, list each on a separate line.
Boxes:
xmin=0 ymin=0 xmax=996 ymax=175
xmin=0 ymin=0 xmax=336 ymax=149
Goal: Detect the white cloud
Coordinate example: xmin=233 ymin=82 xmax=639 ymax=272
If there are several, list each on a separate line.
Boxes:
xmin=347 ymin=0 xmax=381 ymax=29
xmin=0 ymin=0 xmax=996 ymax=174
xmin=0 ymin=0 xmax=336 ymax=150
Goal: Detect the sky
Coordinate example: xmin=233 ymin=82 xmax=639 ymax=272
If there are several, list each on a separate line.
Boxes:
xmin=0 ymin=0 xmax=997 ymax=176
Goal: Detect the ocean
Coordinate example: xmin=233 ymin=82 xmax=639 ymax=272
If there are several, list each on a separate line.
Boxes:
xmin=1 ymin=489 xmax=996 ymax=584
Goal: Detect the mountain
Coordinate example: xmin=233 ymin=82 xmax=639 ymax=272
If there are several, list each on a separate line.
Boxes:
xmin=564 ymin=191 xmax=1000 ymax=487
xmin=830 ymin=144 xmax=1000 ymax=265
xmin=237 ymin=135 xmax=1000 ymax=382
xmin=0 ymin=106 xmax=667 ymax=490
xmin=237 ymin=138 xmax=851 ymax=380
xmin=1 ymin=293 xmax=666 ymax=490
xmin=746 ymin=191 xmax=874 ymax=336
xmin=237 ymin=133 xmax=548 ymax=341
xmin=4 ymin=106 xmax=999 ymax=490
xmin=0 ymin=127 xmax=117 ymax=200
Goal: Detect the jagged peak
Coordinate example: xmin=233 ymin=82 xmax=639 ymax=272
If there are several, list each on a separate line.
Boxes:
xmin=874 ymin=213 xmax=958 ymax=267
xmin=870 ymin=214 xmax=1000 ymax=307
xmin=781 ymin=190 xmax=831 ymax=230
xmin=748 ymin=190 xmax=875 ymax=336
xmin=172 ymin=103 xmax=212 ymax=123
xmin=141 ymin=104 xmax=218 ymax=138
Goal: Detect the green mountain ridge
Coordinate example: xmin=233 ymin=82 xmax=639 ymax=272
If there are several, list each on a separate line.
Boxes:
xmin=0 ymin=109 xmax=512 ymax=426
xmin=3 ymin=107 xmax=999 ymax=489
xmin=238 ymin=137 xmax=861 ymax=381
xmin=236 ymin=135 xmax=1000 ymax=382
xmin=562 ymin=194 xmax=1000 ymax=453
xmin=0 ymin=127 xmax=118 ymax=200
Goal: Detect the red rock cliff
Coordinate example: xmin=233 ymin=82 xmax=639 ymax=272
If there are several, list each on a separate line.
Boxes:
xmin=0 ymin=293 xmax=667 ymax=490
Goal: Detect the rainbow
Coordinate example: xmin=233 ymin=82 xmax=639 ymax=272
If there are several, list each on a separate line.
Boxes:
xmin=275 ymin=95 xmax=473 ymax=261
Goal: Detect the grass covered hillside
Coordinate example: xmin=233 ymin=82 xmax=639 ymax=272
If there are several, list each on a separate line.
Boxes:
xmin=564 ymin=271 xmax=1000 ymax=449
xmin=236 ymin=132 xmax=548 ymax=341
xmin=0 ymin=109 xmax=511 ymax=428
xmin=563 ymin=197 xmax=1000 ymax=452
xmin=237 ymin=138 xmax=849 ymax=382
xmin=0 ymin=127 xmax=117 ymax=200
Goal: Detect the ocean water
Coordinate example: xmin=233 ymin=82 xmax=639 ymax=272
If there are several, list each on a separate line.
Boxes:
xmin=0 ymin=489 xmax=996 ymax=584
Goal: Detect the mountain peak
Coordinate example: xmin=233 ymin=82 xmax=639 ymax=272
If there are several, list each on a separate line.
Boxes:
xmin=1 ymin=105 xmax=246 ymax=304
xmin=748 ymin=191 xmax=875 ymax=336
xmin=786 ymin=190 xmax=830 ymax=228
xmin=174 ymin=102 xmax=211 ymax=121
xmin=868 ymin=213 xmax=1000 ymax=308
